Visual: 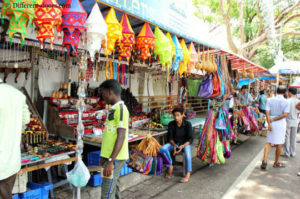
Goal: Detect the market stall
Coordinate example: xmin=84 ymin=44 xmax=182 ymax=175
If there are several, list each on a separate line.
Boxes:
xmin=0 ymin=0 xmax=272 ymax=198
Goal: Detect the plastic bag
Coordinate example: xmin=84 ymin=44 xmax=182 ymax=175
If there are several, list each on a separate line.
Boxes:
xmin=67 ymin=157 xmax=90 ymax=187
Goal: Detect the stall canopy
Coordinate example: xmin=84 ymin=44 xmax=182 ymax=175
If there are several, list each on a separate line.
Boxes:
xmin=269 ymin=60 xmax=300 ymax=74
xmin=53 ymin=0 xmax=220 ymax=50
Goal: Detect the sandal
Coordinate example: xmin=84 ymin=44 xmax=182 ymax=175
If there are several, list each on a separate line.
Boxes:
xmin=261 ymin=161 xmax=267 ymax=170
xmin=273 ymin=162 xmax=285 ymax=168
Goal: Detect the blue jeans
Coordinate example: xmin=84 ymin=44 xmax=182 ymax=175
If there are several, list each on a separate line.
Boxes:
xmin=160 ymin=143 xmax=192 ymax=172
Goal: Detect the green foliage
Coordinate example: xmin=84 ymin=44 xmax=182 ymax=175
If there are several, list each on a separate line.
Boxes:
xmin=193 ymin=0 xmax=300 ymax=67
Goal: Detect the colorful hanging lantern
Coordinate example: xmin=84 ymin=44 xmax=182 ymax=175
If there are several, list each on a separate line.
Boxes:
xmin=170 ymin=35 xmax=183 ymax=73
xmin=86 ymin=3 xmax=107 ymax=61
xmin=136 ymin=22 xmax=155 ymax=63
xmin=104 ymin=8 xmax=122 ymax=56
xmin=117 ymin=13 xmax=135 ymax=63
xmin=166 ymin=32 xmax=175 ymax=60
xmin=61 ymin=0 xmax=87 ymax=55
xmin=188 ymin=42 xmax=198 ymax=73
xmin=178 ymin=39 xmax=191 ymax=75
xmin=34 ymin=0 xmax=62 ymax=48
xmin=1 ymin=0 xmax=36 ymax=46
xmin=154 ymin=27 xmax=172 ymax=67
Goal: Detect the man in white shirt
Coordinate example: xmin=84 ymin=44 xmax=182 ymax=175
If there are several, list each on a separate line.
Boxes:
xmin=283 ymin=87 xmax=299 ymax=157
xmin=261 ymin=87 xmax=290 ymax=170
xmin=0 ymin=78 xmax=30 ymax=199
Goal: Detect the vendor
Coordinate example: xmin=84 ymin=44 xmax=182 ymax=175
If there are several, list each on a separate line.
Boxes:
xmin=237 ymin=85 xmax=253 ymax=107
xmin=160 ymin=108 xmax=193 ymax=183
xmin=0 ymin=78 xmax=30 ymax=199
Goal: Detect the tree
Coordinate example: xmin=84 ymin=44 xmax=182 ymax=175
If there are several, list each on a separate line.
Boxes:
xmin=193 ymin=0 xmax=300 ymax=64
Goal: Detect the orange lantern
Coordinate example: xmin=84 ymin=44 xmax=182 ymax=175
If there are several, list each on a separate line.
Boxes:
xmin=136 ymin=22 xmax=155 ymax=63
xmin=117 ymin=13 xmax=135 ymax=63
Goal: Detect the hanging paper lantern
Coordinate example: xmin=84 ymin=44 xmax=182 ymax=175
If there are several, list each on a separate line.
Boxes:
xmin=188 ymin=42 xmax=198 ymax=73
xmin=154 ymin=27 xmax=172 ymax=67
xmin=61 ymin=0 xmax=87 ymax=55
xmin=1 ymin=0 xmax=36 ymax=46
xmin=104 ymin=8 xmax=122 ymax=56
xmin=34 ymin=0 xmax=62 ymax=48
xmin=117 ymin=13 xmax=135 ymax=63
xmin=166 ymin=32 xmax=175 ymax=60
xmin=136 ymin=22 xmax=155 ymax=63
xmin=170 ymin=35 xmax=183 ymax=73
xmin=86 ymin=3 xmax=107 ymax=61
xmin=178 ymin=39 xmax=190 ymax=75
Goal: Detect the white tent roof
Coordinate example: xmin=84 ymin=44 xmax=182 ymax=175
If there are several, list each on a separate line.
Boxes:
xmin=269 ymin=60 xmax=300 ymax=74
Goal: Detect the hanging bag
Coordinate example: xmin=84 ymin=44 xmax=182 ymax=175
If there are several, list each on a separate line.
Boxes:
xmin=215 ymin=108 xmax=227 ymax=130
xmin=156 ymin=155 xmax=163 ymax=175
xmin=210 ymin=72 xmax=221 ymax=98
xmin=197 ymin=74 xmax=213 ymax=98
xmin=128 ymin=148 xmax=153 ymax=174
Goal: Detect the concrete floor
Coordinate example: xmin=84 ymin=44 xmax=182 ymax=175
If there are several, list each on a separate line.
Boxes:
xmin=54 ymin=134 xmax=300 ymax=199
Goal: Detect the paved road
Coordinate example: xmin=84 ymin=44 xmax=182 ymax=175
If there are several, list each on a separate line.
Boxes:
xmin=223 ymin=134 xmax=300 ymax=199
xmin=122 ymin=135 xmax=267 ymax=199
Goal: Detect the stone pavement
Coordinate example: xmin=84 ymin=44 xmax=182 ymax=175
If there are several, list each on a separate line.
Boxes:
xmin=121 ymin=135 xmax=266 ymax=199
xmin=223 ymin=134 xmax=300 ymax=199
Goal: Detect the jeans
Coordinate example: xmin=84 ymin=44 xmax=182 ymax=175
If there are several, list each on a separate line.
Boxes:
xmin=160 ymin=143 xmax=192 ymax=172
xmin=101 ymin=159 xmax=126 ymax=199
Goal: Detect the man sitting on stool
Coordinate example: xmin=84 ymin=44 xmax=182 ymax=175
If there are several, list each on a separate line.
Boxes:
xmin=160 ymin=108 xmax=193 ymax=183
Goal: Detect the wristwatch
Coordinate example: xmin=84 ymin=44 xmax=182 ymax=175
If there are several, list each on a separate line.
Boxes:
xmin=108 ymin=158 xmax=113 ymax=162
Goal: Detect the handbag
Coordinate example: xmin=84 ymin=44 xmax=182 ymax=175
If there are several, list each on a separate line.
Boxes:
xmin=216 ymin=134 xmax=225 ymax=164
xmin=160 ymin=113 xmax=174 ymax=126
xmin=156 ymin=155 xmax=163 ymax=175
xmin=128 ymin=148 xmax=153 ymax=174
xmin=215 ymin=108 xmax=227 ymax=130
xmin=210 ymin=72 xmax=221 ymax=98
xmin=186 ymin=109 xmax=196 ymax=119
xmin=148 ymin=157 xmax=157 ymax=176
xmin=242 ymin=116 xmax=250 ymax=126
xmin=197 ymin=74 xmax=213 ymax=98
xmin=159 ymin=152 xmax=171 ymax=167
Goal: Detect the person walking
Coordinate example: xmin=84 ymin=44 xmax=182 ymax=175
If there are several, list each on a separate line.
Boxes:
xmin=283 ymin=87 xmax=299 ymax=157
xmin=261 ymin=87 xmax=290 ymax=170
xmin=256 ymin=90 xmax=268 ymax=114
xmin=0 ymin=78 xmax=30 ymax=199
xmin=99 ymin=79 xmax=129 ymax=199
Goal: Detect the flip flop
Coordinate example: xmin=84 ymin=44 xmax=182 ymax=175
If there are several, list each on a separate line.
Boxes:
xmin=273 ymin=162 xmax=285 ymax=168
xmin=261 ymin=161 xmax=267 ymax=170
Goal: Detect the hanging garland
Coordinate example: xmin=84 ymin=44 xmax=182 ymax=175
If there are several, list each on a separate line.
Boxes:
xmin=105 ymin=60 xmax=114 ymax=79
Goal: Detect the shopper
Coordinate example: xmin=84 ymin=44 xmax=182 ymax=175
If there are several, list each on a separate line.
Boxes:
xmin=283 ymin=87 xmax=299 ymax=157
xmin=160 ymin=108 xmax=193 ymax=183
xmin=261 ymin=87 xmax=290 ymax=170
xmin=0 ymin=78 xmax=30 ymax=199
xmin=256 ymin=90 xmax=268 ymax=114
xmin=99 ymin=79 xmax=129 ymax=199
xmin=237 ymin=85 xmax=253 ymax=107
